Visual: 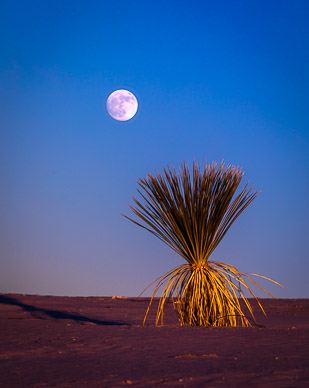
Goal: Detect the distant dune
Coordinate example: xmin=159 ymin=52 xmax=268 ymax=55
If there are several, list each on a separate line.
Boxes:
xmin=0 ymin=294 xmax=308 ymax=387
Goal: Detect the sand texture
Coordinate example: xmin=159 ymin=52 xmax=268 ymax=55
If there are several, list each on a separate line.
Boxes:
xmin=0 ymin=294 xmax=308 ymax=387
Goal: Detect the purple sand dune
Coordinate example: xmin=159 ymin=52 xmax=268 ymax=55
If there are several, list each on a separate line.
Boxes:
xmin=0 ymin=294 xmax=308 ymax=387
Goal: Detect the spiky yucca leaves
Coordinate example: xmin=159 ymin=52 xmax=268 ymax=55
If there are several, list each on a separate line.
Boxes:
xmin=125 ymin=161 xmax=282 ymax=327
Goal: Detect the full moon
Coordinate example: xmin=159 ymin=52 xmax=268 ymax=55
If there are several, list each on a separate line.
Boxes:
xmin=106 ymin=90 xmax=138 ymax=121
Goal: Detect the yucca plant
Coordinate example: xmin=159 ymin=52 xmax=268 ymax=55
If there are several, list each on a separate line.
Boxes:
xmin=124 ymin=160 xmax=282 ymax=327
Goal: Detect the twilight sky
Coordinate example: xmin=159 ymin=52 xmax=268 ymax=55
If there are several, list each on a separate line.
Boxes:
xmin=1 ymin=0 xmax=308 ymax=298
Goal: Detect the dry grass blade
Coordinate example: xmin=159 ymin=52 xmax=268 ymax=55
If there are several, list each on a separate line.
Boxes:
xmin=124 ymin=160 xmax=283 ymax=326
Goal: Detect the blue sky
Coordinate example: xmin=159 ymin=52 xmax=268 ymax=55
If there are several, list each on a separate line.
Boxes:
xmin=0 ymin=0 xmax=308 ymax=297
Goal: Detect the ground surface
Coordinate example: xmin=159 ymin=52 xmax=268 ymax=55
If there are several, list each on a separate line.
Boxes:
xmin=0 ymin=294 xmax=308 ymax=387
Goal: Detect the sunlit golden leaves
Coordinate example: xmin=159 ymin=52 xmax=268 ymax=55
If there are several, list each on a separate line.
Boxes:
xmin=124 ymin=160 xmax=282 ymax=326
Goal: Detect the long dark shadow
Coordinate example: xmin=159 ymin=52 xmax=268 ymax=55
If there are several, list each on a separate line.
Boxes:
xmin=0 ymin=295 xmax=127 ymax=326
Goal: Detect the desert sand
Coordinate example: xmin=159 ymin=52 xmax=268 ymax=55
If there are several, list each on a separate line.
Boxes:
xmin=0 ymin=294 xmax=308 ymax=387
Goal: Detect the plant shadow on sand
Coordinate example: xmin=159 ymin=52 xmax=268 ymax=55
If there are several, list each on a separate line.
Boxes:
xmin=0 ymin=295 xmax=127 ymax=326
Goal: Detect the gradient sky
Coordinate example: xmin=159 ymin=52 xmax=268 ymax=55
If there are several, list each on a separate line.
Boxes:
xmin=1 ymin=0 xmax=308 ymax=298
